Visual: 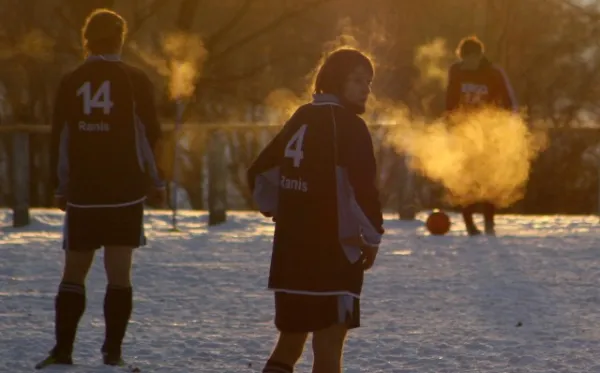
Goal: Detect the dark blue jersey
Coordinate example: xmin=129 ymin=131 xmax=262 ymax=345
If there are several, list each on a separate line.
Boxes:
xmin=248 ymin=94 xmax=384 ymax=297
xmin=50 ymin=55 xmax=164 ymax=207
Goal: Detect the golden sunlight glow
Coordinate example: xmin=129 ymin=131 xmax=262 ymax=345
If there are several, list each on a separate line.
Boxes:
xmin=388 ymin=107 xmax=548 ymax=208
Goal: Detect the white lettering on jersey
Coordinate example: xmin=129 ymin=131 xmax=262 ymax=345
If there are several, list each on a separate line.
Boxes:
xmin=280 ymin=176 xmax=308 ymax=192
xmin=461 ymin=83 xmax=489 ymax=105
xmin=78 ymin=121 xmax=110 ymax=132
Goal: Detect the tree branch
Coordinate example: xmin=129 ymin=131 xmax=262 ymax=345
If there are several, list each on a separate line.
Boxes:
xmin=560 ymin=57 xmax=600 ymax=126
xmin=551 ymin=0 xmax=600 ymax=20
xmin=129 ymin=0 xmax=171 ymax=36
xmin=54 ymin=6 xmax=80 ymax=33
xmin=201 ymin=63 xmax=271 ymax=84
xmin=200 ymin=54 xmax=293 ymax=84
xmin=206 ymin=0 xmax=255 ymax=50
xmin=175 ymin=0 xmax=202 ymax=32
xmin=209 ymin=0 xmax=335 ymax=63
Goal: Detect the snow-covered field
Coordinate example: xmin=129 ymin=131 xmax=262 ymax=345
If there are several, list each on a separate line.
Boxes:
xmin=1 ymin=209 xmax=600 ymax=373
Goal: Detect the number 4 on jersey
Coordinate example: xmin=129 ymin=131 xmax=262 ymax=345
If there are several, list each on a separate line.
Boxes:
xmin=284 ymin=124 xmax=308 ymax=167
xmin=77 ymin=81 xmax=114 ymax=115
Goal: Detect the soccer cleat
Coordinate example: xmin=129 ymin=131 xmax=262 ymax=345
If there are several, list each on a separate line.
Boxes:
xmin=103 ymin=354 xmax=125 ymax=367
xmin=102 ymin=347 xmax=124 ymax=366
xmin=485 ymin=227 xmax=496 ymax=236
xmin=103 ymin=352 xmax=141 ymax=372
xmin=467 ymin=228 xmax=482 ymax=236
xmin=34 ymin=350 xmax=73 ymax=370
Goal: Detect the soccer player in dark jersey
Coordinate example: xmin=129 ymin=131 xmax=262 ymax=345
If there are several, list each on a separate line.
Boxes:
xmin=248 ymin=48 xmax=385 ymax=373
xmin=445 ymin=36 xmax=518 ymax=236
xmin=36 ymin=9 xmax=165 ymax=369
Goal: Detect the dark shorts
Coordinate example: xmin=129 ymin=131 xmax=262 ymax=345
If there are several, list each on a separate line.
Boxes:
xmin=274 ymin=292 xmax=360 ymax=333
xmin=62 ymin=202 xmax=146 ymax=251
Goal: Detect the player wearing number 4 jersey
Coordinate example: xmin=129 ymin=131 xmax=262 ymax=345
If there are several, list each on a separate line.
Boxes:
xmin=36 ymin=8 xmax=165 ymax=370
xmin=248 ymin=48 xmax=384 ymax=373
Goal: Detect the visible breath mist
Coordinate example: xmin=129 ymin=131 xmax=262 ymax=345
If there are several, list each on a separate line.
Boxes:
xmin=130 ymin=32 xmax=207 ymax=100
xmin=389 ymin=108 xmax=548 ymax=208
xmin=130 ymin=32 xmax=207 ymax=181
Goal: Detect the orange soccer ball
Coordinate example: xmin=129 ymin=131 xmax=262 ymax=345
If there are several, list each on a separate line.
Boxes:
xmin=426 ymin=209 xmax=451 ymax=235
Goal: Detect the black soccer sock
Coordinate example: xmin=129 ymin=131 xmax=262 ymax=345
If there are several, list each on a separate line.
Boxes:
xmin=263 ymin=359 xmax=294 ymax=373
xmin=462 ymin=204 xmax=478 ymax=232
xmin=483 ymin=203 xmax=495 ymax=230
xmin=54 ymin=282 xmax=86 ymax=357
xmin=102 ymin=285 xmax=133 ymax=356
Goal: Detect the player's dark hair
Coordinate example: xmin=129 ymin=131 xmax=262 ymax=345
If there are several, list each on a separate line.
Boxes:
xmin=313 ymin=48 xmax=374 ymax=96
xmin=81 ymin=8 xmax=128 ymax=57
xmin=456 ymin=36 xmax=484 ymax=59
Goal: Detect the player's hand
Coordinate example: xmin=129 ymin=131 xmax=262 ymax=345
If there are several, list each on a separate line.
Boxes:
xmin=147 ymin=187 xmax=167 ymax=208
xmin=260 ymin=211 xmax=277 ymax=222
xmin=359 ymin=244 xmax=378 ymax=271
xmin=54 ymin=195 xmax=67 ymax=212
xmin=341 ymin=236 xmax=379 ymax=270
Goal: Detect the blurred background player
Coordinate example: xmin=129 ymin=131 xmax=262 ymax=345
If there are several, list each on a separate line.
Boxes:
xmin=247 ymin=48 xmax=384 ymax=373
xmin=445 ymin=35 xmax=518 ymax=236
xmin=36 ymin=8 xmax=165 ymax=369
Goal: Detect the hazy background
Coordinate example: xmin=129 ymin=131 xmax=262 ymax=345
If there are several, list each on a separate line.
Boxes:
xmin=1 ymin=0 xmax=600 ymax=215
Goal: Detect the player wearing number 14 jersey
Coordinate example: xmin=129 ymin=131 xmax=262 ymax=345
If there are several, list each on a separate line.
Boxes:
xmin=36 ymin=9 xmax=164 ymax=370
xmin=445 ymin=36 xmax=517 ymax=236
xmin=248 ymin=49 xmax=384 ymax=373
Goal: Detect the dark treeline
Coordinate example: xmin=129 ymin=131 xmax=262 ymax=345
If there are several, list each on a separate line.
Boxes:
xmin=1 ymin=0 xmax=599 ymax=214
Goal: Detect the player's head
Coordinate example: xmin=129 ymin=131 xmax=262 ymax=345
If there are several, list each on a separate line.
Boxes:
xmin=456 ymin=36 xmax=484 ymax=69
xmin=81 ymin=9 xmax=128 ymax=57
xmin=313 ymin=48 xmax=374 ymax=114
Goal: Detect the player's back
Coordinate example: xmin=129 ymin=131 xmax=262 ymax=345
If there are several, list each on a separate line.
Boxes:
xmin=274 ymin=102 xmax=339 ymax=243
xmin=448 ymin=59 xmax=511 ymax=110
xmin=248 ymin=94 xmax=383 ymax=294
xmin=56 ymin=58 xmax=147 ymax=206
xmin=268 ymin=100 xmax=370 ymax=293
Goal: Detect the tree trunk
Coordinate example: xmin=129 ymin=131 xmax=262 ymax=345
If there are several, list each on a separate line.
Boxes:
xmin=176 ymin=0 xmax=200 ymax=31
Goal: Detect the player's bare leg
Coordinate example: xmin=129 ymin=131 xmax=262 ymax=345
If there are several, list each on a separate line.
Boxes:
xmin=263 ymin=332 xmax=308 ymax=372
xmin=62 ymin=250 xmax=96 ymax=284
xmin=101 ymin=246 xmax=135 ymax=366
xmin=312 ymin=324 xmax=348 ymax=373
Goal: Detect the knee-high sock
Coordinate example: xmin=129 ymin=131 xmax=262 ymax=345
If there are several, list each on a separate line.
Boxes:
xmin=102 ymin=285 xmax=133 ymax=356
xmin=54 ymin=282 xmax=86 ymax=357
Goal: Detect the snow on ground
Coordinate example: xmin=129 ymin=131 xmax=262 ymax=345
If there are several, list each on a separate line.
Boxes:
xmin=1 ymin=209 xmax=600 ymax=372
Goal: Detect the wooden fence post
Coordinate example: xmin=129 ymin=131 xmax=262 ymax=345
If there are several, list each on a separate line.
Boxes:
xmin=11 ymin=131 xmax=30 ymax=227
xmin=208 ymin=129 xmax=228 ymax=225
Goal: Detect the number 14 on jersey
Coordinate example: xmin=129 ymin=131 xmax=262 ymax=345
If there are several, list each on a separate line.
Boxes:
xmin=77 ymin=81 xmax=114 ymax=115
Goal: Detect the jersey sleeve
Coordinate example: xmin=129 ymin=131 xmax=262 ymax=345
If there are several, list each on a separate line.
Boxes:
xmin=341 ymin=117 xmax=384 ymax=237
xmin=132 ymin=70 xmax=165 ymax=188
xmin=445 ymin=63 xmax=461 ymax=113
xmin=50 ymin=76 xmax=69 ymax=197
xmin=135 ymin=73 xmax=161 ymax=153
xmin=246 ymin=119 xmax=298 ymax=217
xmin=492 ymin=65 xmax=518 ymax=112
xmin=247 ymin=125 xmax=286 ymax=192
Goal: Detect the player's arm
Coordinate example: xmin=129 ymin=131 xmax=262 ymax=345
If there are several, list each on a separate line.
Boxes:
xmin=50 ymin=77 xmax=69 ymax=210
xmin=134 ymin=72 xmax=165 ymax=190
xmin=339 ymin=117 xmax=384 ymax=270
xmin=445 ymin=64 xmax=461 ymax=114
xmin=344 ymin=118 xmax=385 ymax=239
xmin=246 ymin=123 xmax=291 ymax=218
xmin=493 ymin=65 xmax=518 ymax=112
xmin=135 ymin=73 xmax=162 ymax=155
xmin=246 ymin=126 xmax=287 ymax=193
